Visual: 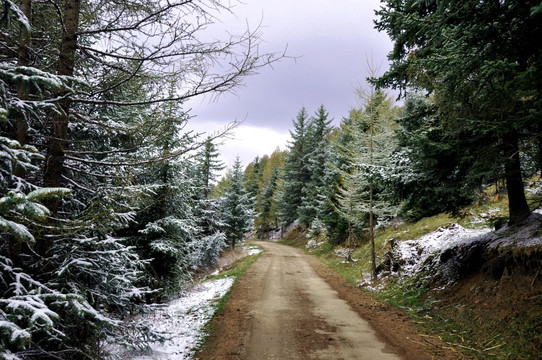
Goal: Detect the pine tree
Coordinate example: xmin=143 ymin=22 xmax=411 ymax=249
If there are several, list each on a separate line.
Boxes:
xmin=245 ymin=156 xmax=261 ymax=202
xmin=131 ymin=99 xmax=200 ymax=299
xmin=374 ymin=0 xmax=542 ymax=225
xmin=222 ymin=157 xmax=254 ymax=250
xmin=196 ymin=137 xmax=225 ymax=200
xmin=390 ymin=94 xmax=483 ymax=220
xmin=256 ymin=165 xmax=280 ymax=237
xmin=298 ymin=105 xmax=334 ymax=226
xmin=191 ymin=137 xmax=227 ymax=268
xmin=278 ymin=107 xmax=311 ymax=225
xmin=335 ymin=90 xmax=399 ymax=279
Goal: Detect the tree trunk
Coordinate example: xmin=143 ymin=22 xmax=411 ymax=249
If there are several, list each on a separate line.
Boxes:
xmin=13 ymin=0 xmax=31 ymax=178
xmin=369 ymin=182 xmax=376 ymax=280
xmin=43 ymin=0 xmax=81 ymax=211
xmin=538 ymin=122 xmax=542 ymax=175
xmin=369 ymin=107 xmax=377 ymax=280
xmin=503 ymin=130 xmax=530 ymax=226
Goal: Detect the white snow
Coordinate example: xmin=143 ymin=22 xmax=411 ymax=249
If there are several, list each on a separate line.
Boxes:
xmin=129 ymin=277 xmax=234 ymax=360
xmin=245 ymin=246 xmax=262 ymax=256
xmin=306 ymin=239 xmax=325 ymax=250
xmin=486 ymin=208 xmax=542 ymax=249
xmin=383 ymin=207 xmax=542 ymax=281
xmin=392 ymin=223 xmax=491 ymax=277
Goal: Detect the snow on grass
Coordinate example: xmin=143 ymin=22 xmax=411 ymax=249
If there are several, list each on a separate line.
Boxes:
xmin=485 ymin=208 xmax=542 ymax=249
xmin=392 ymin=223 xmax=491 ymax=278
xmin=306 ymin=239 xmax=325 ymax=250
xmin=382 ymin=207 xmax=542 ymax=281
xmin=245 ymin=245 xmax=262 ymax=256
xmin=130 ymin=277 xmax=234 ymax=360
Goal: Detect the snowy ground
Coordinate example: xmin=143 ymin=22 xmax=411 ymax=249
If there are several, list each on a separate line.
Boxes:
xmin=393 ymin=223 xmax=492 ymax=277
xmin=119 ymin=243 xmax=263 ymax=359
xmin=128 ymin=277 xmax=234 ymax=360
xmin=246 ymin=245 xmax=263 ymax=256
xmin=372 ymin=207 xmax=542 ymax=284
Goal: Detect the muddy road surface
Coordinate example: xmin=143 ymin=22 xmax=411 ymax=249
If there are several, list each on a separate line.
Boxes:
xmin=197 ymin=241 xmax=460 ymax=360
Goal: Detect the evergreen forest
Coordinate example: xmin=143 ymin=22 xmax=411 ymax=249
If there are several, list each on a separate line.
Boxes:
xmin=1 ymin=0 xmax=541 ymax=359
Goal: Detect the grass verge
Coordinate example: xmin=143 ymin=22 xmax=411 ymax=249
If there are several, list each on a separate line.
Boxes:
xmin=198 ymin=243 xmax=262 ymax=345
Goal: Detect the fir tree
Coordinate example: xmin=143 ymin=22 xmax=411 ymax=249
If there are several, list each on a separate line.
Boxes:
xmin=221 ymin=157 xmax=254 ymax=250
xmin=335 ymin=90 xmax=400 ymax=279
xmin=298 ymin=105 xmax=334 ymax=226
xmin=278 ymin=107 xmax=311 ymax=225
xmin=374 ymin=0 xmax=542 ymax=225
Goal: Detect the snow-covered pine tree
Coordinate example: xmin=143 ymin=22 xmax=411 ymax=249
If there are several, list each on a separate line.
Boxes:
xmin=390 ymin=93 xmax=483 ymax=220
xmin=298 ymin=105 xmax=334 ymax=227
xmin=190 ymin=137 xmax=227 ymax=269
xmin=0 ymin=138 xmax=132 ymax=360
xmin=335 ymin=89 xmax=400 ymax=279
xmin=221 ymin=157 xmax=254 ymax=250
xmin=256 ymin=165 xmax=280 ymax=236
xmin=318 ymin=117 xmax=359 ymax=245
xmin=130 ymin=99 xmax=201 ymax=299
xmin=1 ymin=0 xmax=282 ymax=356
xmin=278 ymin=107 xmax=311 ymax=226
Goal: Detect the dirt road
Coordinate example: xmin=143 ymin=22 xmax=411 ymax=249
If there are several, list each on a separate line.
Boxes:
xmin=197 ymin=241 xmax=460 ymax=360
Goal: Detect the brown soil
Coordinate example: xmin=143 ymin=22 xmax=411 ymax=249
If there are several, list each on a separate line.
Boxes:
xmin=196 ymin=241 xmax=462 ymax=360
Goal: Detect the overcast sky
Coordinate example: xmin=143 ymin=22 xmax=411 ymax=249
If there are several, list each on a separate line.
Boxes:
xmin=185 ymin=0 xmax=393 ymax=170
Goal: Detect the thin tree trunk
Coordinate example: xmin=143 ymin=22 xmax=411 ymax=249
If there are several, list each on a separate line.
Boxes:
xmin=43 ymin=0 xmax=81 ymax=211
xmin=538 ymin=122 xmax=542 ymax=175
xmin=349 ymin=204 xmax=353 ymax=247
xmin=503 ymin=130 xmax=530 ymax=226
xmin=369 ymin=182 xmax=376 ymax=280
xmin=369 ymin=109 xmax=376 ymax=280
xmin=13 ymin=0 xmax=31 ymax=178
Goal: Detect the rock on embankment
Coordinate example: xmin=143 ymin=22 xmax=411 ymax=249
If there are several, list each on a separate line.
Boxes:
xmin=377 ymin=209 xmax=542 ymax=284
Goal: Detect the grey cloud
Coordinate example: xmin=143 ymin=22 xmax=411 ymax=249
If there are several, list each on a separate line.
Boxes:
xmin=186 ymin=0 xmax=393 ymax=132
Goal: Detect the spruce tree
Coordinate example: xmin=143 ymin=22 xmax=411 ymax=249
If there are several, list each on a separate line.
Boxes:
xmin=390 ymin=94 xmax=483 ymax=220
xmin=191 ymin=137 xmax=227 ymax=268
xmin=221 ymin=157 xmax=254 ymax=249
xmin=298 ymin=105 xmax=333 ymax=226
xmin=335 ymin=90 xmax=399 ymax=279
xmin=278 ymin=107 xmax=311 ymax=225
xmin=374 ymin=0 xmax=542 ymax=225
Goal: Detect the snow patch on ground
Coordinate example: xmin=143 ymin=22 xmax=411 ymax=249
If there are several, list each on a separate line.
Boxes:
xmin=469 ymin=207 xmax=502 ymax=224
xmin=246 ymin=245 xmax=262 ymax=256
xmin=333 ymin=248 xmax=358 ymax=263
xmin=393 ymin=223 xmax=491 ymax=277
xmin=306 ymin=239 xmax=325 ymax=250
xmin=527 ymin=181 xmax=542 ymax=195
xmin=129 ymin=277 xmax=234 ymax=360
xmin=485 ymin=208 xmax=542 ymax=249
xmin=374 ymin=208 xmax=542 ymax=286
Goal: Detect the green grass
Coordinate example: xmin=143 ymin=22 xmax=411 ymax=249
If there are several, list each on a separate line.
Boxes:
xmin=197 ymin=243 xmax=263 ymax=355
xmin=203 ymin=244 xmax=262 ymax=319
xmin=375 ymin=277 xmax=433 ymax=315
xmin=204 ymin=243 xmax=262 ymax=283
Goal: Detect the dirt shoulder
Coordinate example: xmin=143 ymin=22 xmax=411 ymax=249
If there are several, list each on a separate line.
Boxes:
xmin=196 ymin=241 xmax=464 ymax=360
